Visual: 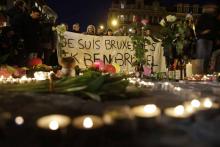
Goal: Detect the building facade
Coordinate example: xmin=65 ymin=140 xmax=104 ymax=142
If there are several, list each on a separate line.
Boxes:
xmin=108 ymin=0 xmax=202 ymax=30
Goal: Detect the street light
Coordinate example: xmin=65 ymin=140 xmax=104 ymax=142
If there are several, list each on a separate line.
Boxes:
xmin=111 ymin=19 xmax=118 ymax=27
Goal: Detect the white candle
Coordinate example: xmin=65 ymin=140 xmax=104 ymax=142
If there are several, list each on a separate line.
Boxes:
xmin=186 ymin=62 xmax=193 ymax=77
xmin=190 ymin=99 xmax=201 ymax=109
xmin=83 ymin=117 xmax=93 ymax=129
xmin=19 ymin=76 xmax=28 ymax=84
xmin=131 ymin=104 xmax=161 ymax=118
xmin=34 ymin=71 xmax=48 ymax=81
xmin=72 ymin=115 xmax=103 ymax=130
xmin=15 ymin=116 xmax=24 ymax=125
xmin=37 ymin=114 xmax=71 ymax=130
xmin=184 ymin=98 xmax=219 ymax=112
xmin=200 ymin=98 xmax=219 ymax=110
xmin=165 ymin=105 xmax=194 ymax=118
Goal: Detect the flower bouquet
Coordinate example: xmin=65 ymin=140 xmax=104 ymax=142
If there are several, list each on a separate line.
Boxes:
xmin=158 ymin=15 xmax=186 ymax=67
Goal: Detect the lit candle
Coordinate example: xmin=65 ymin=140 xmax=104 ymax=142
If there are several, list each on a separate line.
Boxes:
xmin=15 ymin=116 xmax=24 ymax=125
xmin=34 ymin=71 xmax=48 ymax=81
xmin=190 ymin=99 xmax=201 ymax=109
xmin=37 ymin=114 xmax=71 ymax=130
xmin=165 ymin=105 xmax=194 ymax=119
xmin=19 ymin=75 xmax=28 ymax=84
xmin=186 ymin=62 xmax=193 ymax=77
xmin=200 ymin=98 xmax=219 ymax=110
xmin=131 ymin=104 xmax=161 ymax=118
xmin=174 ymin=86 xmax=182 ymax=92
xmin=0 ymin=76 xmax=3 ymax=84
xmin=201 ymin=75 xmax=210 ymax=81
xmin=83 ymin=117 xmax=93 ymax=129
xmin=72 ymin=115 xmax=103 ymax=130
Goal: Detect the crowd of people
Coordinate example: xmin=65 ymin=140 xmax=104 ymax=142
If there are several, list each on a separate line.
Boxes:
xmin=0 ymin=0 xmax=57 ymax=66
xmin=0 ymin=0 xmax=220 ymax=74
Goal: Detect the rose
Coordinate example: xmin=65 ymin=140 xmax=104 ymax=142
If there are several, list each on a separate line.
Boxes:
xmin=103 ymin=64 xmax=116 ymax=74
xmin=141 ymin=19 xmax=149 ymax=26
xmin=0 ymin=68 xmax=11 ymax=78
xmin=166 ymin=15 xmax=176 ymax=22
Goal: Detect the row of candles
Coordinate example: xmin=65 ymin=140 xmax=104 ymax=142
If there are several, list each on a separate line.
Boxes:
xmin=0 ymin=71 xmax=53 ymax=84
xmin=3 ymin=96 xmax=217 ymax=132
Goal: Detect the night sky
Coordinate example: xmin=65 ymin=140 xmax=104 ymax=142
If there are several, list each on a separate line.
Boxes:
xmin=46 ymin=0 xmax=219 ymax=31
xmin=46 ymin=0 xmax=112 ymax=31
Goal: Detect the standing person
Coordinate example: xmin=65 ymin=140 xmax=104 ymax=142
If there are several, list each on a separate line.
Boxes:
xmin=22 ymin=7 xmax=41 ymax=65
xmin=184 ymin=14 xmax=197 ymax=59
xmin=196 ymin=4 xmax=217 ymax=73
xmin=106 ymin=29 xmax=113 ymax=36
xmin=7 ymin=0 xmax=27 ymax=34
xmin=0 ymin=26 xmax=16 ymax=65
xmin=6 ymin=0 xmax=28 ymax=66
xmin=96 ymin=26 xmax=104 ymax=36
xmin=210 ymin=7 xmax=220 ymax=72
xmin=72 ymin=23 xmax=80 ymax=33
xmin=84 ymin=25 xmax=96 ymax=35
xmin=114 ymin=25 xmax=128 ymax=36
xmin=40 ymin=21 xmax=56 ymax=65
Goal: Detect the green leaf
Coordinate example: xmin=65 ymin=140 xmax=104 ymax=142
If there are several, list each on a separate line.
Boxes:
xmin=66 ymin=86 xmax=87 ymax=92
xmin=82 ymin=92 xmax=101 ymax=101
xmin=86 ymin=75 xmax=106 ymax=92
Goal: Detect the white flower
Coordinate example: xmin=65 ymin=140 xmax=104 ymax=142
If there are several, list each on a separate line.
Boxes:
xmin=52 ymin=26 xmax=56 ymax=31
xmin=166 ymin=15 xmax=176 ymax=22
xmin=53 ymin=24 xmax=67 ymax=36
xmin=159 ymin=19 xmax=166 ymax=27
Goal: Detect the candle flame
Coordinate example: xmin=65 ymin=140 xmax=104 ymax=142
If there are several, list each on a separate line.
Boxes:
xmin=15 ymin=116 xmax=24 ymax=125
xmin=49 ymin=120 xmax=59 ymax=130
xmin=34 ymin=71 xmax=47 ymax=81
xmin=144 ymin=104 xmax=157 ymax=113
xmin=174 ymin=105 xmax=184 ymax=115
xmin=20 ymin=75 xmax=28 ymax=80
xmin=191 ymin=99 xmax=200 ymax=108
xmin=83 ymin=117 xmax=93 ymax=129
xmin=203 ymin=99 xmax=213 ymax=108
xmin=174 ymin=87 xmax=181 ymax=91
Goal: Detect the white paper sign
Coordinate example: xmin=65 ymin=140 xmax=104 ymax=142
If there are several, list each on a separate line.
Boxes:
xmin=57 ymin=32 xmax=166 ymax=72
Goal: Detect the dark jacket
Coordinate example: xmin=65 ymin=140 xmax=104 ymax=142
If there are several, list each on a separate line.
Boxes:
xmin=196 ymin=13 xmax=217 ymax=40
xmin=23 ymin=15 xmax=41 ymax=53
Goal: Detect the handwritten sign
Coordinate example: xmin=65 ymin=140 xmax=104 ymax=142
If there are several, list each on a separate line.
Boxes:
xmin=57 ymin=32 xmax=166 ymax=72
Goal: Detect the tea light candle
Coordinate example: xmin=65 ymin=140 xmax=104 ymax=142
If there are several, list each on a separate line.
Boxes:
xmin=165 ymin=105 xmax=193 ymax=118
xmin=201 ymin=75 xmax=210 ymax=81
xmin=72 ymin=115 xmax=104 ymax=130
xmin=19 ymin=75 xmax=28 ymax=84
xmin=37 ymin=114 xmax=71 ymax=130
xmin=131 ymin=104 xmax=161 ymax=118
xmin=190 ymin=99 xmax=201 ymax=109
xmin=200 ymin=98 xmax=219 ymax=110
xmin=0 ymin=77 xmax=3 ymax=84
xmin=15 ymin=116 xmax=24 ymax=125
xmin=34 ymin=71 xmax=48 ymax=81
